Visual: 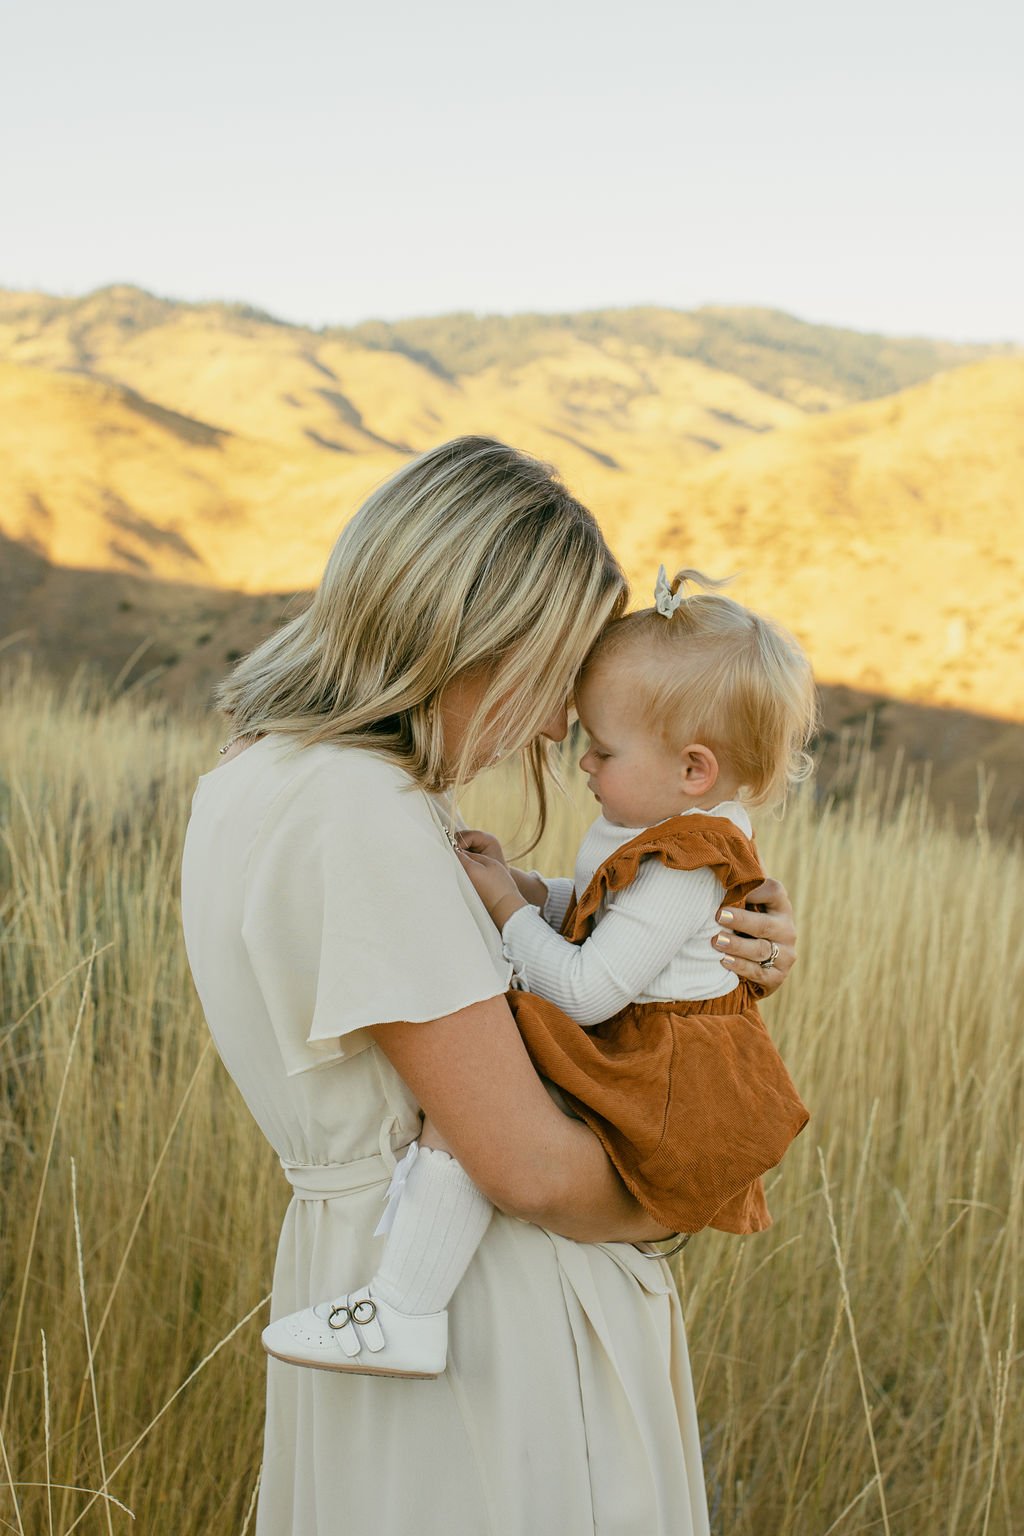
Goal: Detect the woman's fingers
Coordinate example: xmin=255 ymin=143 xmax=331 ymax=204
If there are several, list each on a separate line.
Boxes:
xmin=714 ymin=876 xmax=797 ymax=997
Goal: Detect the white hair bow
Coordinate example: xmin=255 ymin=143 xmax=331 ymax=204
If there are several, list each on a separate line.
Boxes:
xmin=654 ymin=564 xmax=684 ymax=617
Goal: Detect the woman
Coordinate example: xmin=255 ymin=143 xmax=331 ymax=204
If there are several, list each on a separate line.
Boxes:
xmin=181 ymin=437 xmax=797 ymax=1535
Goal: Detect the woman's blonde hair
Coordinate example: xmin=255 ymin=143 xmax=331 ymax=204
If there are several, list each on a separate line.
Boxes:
xmin=216 ymin=436 xmax=627 ymax=842
xmin=585 ymin=569 xmax=818 ymax=810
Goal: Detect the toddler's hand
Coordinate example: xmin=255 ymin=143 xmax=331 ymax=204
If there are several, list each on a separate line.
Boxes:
xmin=456 ymin=828 xmax=507 ymax=866
xmin=456 ymin=848 xmax=525 ymax=928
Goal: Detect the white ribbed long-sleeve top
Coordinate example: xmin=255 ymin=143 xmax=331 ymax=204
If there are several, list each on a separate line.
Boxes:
xmin=501 ymin=801 xmax=752 ymax=1029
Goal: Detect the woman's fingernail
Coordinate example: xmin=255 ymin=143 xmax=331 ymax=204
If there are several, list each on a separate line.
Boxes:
xmin=719 ymin=910 xmax=735 ymax=923
xmin=721 ymin=956 xmax=736 ymax=968
xmin=716 ymin=934 xmax=731 ymax=948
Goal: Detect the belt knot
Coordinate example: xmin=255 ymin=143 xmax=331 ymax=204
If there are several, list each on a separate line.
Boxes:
xmin=281 ymin=1116 xmax=414 ymax=1201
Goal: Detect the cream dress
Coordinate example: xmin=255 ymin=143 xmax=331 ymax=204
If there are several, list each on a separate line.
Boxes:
xmin=181 ymin=735 xmax=710 ymax=1536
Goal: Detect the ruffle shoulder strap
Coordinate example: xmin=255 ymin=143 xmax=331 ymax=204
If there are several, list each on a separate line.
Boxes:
xmin=561 ymin=812 xmax=765 ymax=944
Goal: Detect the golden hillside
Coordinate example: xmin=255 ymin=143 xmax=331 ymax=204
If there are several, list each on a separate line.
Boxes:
xmin=0 ymin=286 xmax=809 ymax=520
xmin=0 ymin=358 xmax=395 ymax=591
xmin=0 ymin=286 xmax=1020 ymax=726
xmin=636 ymin=356 xmax=1024 ymax=719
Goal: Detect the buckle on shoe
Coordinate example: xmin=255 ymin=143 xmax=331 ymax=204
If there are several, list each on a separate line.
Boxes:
xmin=328 ymin=1297 xmax=377 ymax=1330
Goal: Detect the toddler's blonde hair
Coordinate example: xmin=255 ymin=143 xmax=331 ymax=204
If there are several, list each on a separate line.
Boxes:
xmin=216 ymin=436 xmax=627 ymax=843
xmin=584 ymin=568 xmax=818 ymax=810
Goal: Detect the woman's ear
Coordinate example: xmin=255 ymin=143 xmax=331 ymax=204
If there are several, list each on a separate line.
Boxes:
xmin=678 ymin=743 xmax=719 ymax=798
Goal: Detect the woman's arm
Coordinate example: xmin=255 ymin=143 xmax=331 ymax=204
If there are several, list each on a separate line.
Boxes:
xmin=369 ymin=996 xmax=673 ymax=1245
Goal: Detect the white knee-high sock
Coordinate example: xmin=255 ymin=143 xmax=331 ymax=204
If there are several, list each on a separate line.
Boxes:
xmin=371 ymin=1147 xmax=493 ymax=1315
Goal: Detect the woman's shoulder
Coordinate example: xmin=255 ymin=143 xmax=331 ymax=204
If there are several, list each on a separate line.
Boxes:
xmin=299 ymin=740 xmax=417 ymax=790
xmin=195 ymin=735 xmax=430 ymax=834
xmin=267 ymin=739 xmax=432 ymax=823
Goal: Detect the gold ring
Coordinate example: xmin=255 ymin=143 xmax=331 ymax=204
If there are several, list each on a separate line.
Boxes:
xmin=328 ymin=1304 xmax=352 ymax=1330
xmin=350 ymin=1298 xmax=377 ymax=1325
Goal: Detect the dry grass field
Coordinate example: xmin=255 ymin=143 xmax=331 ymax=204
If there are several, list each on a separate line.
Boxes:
xmin=1 ymin=663 xmax=1021 ymax=1534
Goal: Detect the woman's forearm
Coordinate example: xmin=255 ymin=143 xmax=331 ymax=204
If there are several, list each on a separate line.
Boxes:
xmin=500 ymin=1114 xmax=673 ymax=1242
xmin=372 ymin=999 xmax=672 ymax=1246
xmin=422 ymin=1109 xmax=667 ymax=1241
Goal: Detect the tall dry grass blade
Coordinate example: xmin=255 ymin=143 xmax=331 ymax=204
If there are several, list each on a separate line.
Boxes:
xmin=239 ymin=1463 xmax=262 ymax=1536
xmin=980 ymin=1304 xmax=1016 ymax=1536
xmin=62 ymin=1294 xmax=272 ymax=1536
xmin=91 ymin=1039 xmax=213 ymax=1355
xmin=40 ymin=1333 xmax=53 ymax=1536
xmin=818 ymin=1148 xmax=892 ymax=1536
xmin=0 ymin=946 xmax=113 ymax=1051
xmin=0 ymin=945 xmax=98 ymax=1435
xmin=61 ymin=1039 xmax=216 ymax=1477
xmin=0 ymin=1425 xmax=25 ymax=1536
xmin=818 ymin=1475 xmax=884 ymax=1536
xmin=109 ymin=639 xmax=154 ymax=696
xmin=70 ymin=1158 xmax=115 ymax=1536
xmin=10 ymin=1485 xmax=133 ymax=1519
xmin=696 ymin=1241 xmax=746 ymax=1404
xmin=788 ymin=1299 xmax=845 ymax=1525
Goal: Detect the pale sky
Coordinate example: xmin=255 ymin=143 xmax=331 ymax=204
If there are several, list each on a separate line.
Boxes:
xmin=2 ymin=0 xmax=1021 ymax=340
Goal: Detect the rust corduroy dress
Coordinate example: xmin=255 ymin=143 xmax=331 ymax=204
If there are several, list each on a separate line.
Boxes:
xmin=509 ymin=812 xmax=809 ymax=1235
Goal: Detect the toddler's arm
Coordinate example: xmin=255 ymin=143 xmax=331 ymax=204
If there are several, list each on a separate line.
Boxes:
xmin=456 ymin=827 xmax=573 ymax=931
xmin=460 ymin=849 xmax=722 ymax=1028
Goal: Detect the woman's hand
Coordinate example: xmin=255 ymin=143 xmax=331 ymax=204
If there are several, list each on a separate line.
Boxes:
xmin=714 ymin=877 xmax=797 ymax=997
xmin=457 ymin=848 xmax=527 ymax=930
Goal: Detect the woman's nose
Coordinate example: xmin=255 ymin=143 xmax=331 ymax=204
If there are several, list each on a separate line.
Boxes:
xmin=540 ymin=704 xmax=569 ymax=743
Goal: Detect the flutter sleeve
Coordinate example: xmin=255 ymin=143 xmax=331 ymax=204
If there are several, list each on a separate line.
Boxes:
xmin=242 ymin=750 xmax=512 ymax=1075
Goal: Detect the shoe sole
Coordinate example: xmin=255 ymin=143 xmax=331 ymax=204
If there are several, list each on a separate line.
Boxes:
xmin=262 ymin=1339 xmax=441 ymax=1379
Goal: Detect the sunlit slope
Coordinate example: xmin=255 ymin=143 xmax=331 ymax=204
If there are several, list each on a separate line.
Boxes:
xmin=1 ymin=284 xmax=1003 ymax=496
xmin=638 ymin=356 xmax=1024 ymax=718
xmin=0 ymin=353 xmax=736 ymax=593
xmin=0 ymin=287 xmax=806 ymax=484
xmin=0 ymin=360 xmax=396 ymax=591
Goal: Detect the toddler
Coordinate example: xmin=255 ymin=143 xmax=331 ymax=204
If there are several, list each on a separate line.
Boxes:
xmin=262 ymin=566 xmax=816 ymax=1377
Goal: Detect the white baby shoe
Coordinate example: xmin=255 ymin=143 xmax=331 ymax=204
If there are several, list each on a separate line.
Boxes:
xmin=261 ymin=1286 xmax=447 ymax=1379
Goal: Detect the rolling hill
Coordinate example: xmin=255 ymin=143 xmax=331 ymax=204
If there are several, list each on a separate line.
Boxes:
xmin=0 ymin=284 xmax=1020 ymax=828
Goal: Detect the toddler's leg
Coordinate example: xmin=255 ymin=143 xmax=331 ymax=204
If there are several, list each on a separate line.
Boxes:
xmin=372 ymin=1145 xmax=493 ymax=1315
xmin=260 ymin=1129 xmax=492 ymax=1376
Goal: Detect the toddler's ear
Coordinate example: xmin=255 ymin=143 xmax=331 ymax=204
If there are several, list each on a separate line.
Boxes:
xmin=679 ymin=743 xmax=719 ymax=798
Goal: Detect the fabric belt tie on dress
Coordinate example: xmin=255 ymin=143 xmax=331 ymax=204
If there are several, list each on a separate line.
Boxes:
xmin=280 ymin=1115 xmax=413 ymax=1202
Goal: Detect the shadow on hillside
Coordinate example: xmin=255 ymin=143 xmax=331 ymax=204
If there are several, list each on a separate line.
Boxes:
xmin=1 ymin=537 xmax=1020 ymax=837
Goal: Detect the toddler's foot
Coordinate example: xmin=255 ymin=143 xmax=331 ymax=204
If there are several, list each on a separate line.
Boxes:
xmin=261 ymin=1284 xmax=447 ymax=1378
